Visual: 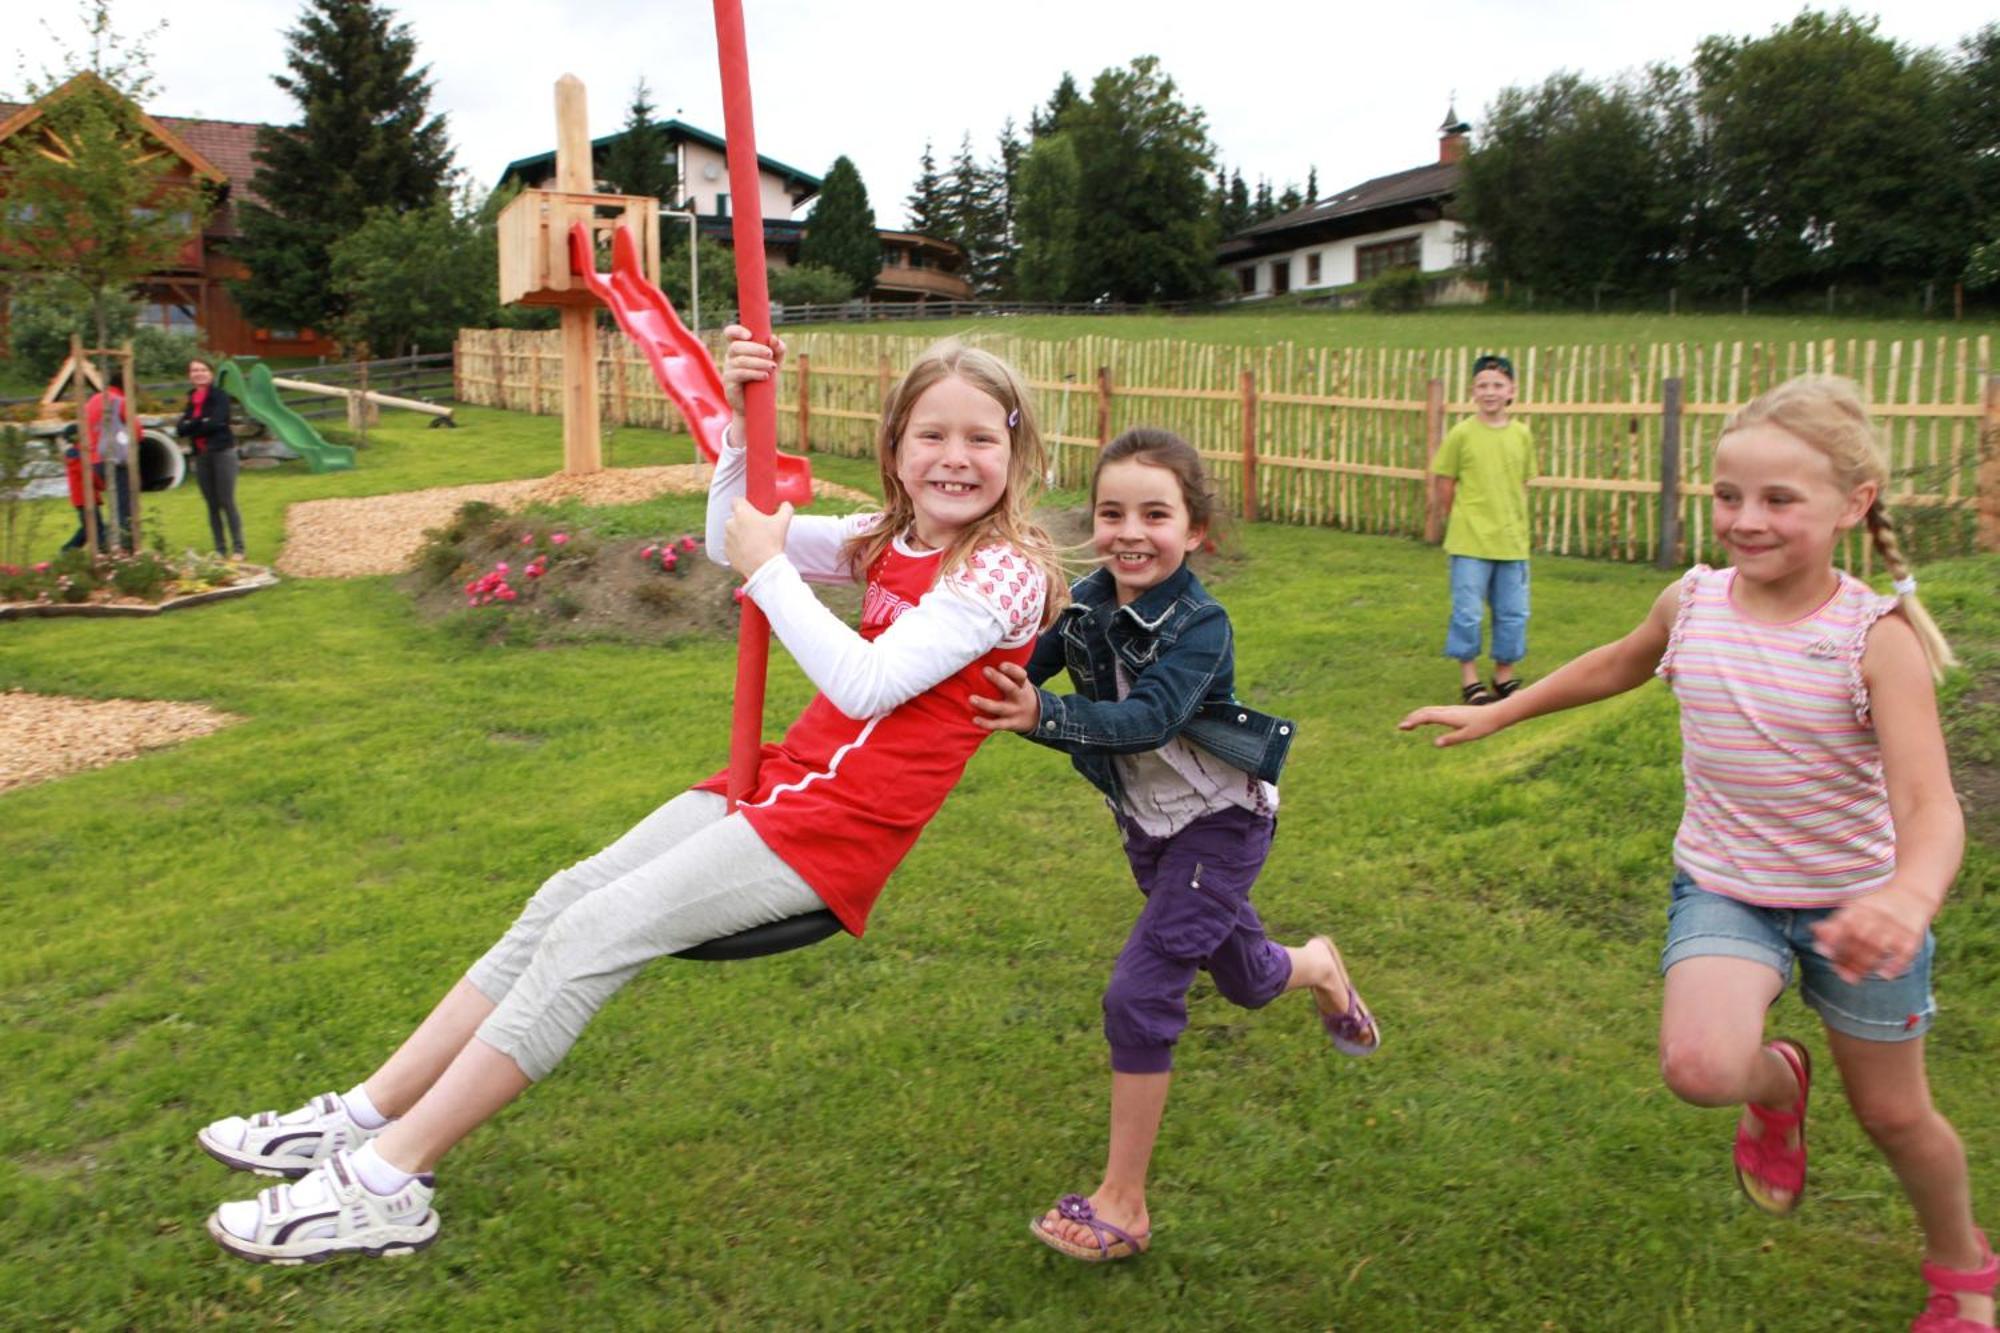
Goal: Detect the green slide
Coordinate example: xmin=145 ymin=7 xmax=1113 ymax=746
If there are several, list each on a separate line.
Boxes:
xmin=217 ymin=359 xmax=356 ymax=474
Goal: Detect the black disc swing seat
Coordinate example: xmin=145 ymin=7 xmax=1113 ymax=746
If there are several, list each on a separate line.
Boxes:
xmin=670 ymin=907 xmax=843 ymax=961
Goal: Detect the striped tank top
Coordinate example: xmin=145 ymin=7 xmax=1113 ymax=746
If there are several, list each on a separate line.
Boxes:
xmin=1655 ymin=565 xmax=1899 ymax=908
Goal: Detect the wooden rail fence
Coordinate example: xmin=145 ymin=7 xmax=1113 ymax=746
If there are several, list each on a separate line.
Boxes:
xmin=455 ymin=328 xmax=1999 ymax=568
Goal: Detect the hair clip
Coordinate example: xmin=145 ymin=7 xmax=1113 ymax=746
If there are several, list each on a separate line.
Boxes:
xmin=1007 ymin=408 xmax=1020 ymax=429
xmin=1892 ymin=575 xmax=1918 ymax=597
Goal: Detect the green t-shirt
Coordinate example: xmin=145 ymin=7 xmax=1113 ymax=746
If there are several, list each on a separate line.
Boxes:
xmin=1432 ymin=417 xmax=1536 ymax=560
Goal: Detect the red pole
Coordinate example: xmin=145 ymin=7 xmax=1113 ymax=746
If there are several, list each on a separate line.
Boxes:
xmin=715 ymin=0 xmax=775 ymax=808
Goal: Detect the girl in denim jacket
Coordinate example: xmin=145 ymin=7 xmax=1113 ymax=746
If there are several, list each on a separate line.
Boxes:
xmin=972 ymin=426 xmax=1381 ymax=1263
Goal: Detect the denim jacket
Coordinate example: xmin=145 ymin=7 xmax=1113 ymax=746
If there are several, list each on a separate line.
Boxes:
xmin=1023 ymin=562 xmax=1295 ymax=805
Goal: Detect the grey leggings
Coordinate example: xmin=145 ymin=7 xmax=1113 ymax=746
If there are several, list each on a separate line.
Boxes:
xmin=193 ymin=448 xmax=244 ymax=555
xmin=467 ymin=790 xmax=823 ymax=1080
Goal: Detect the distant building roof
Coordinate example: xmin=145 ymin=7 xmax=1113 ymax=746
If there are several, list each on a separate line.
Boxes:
xmin=1220 ymin=159 xmax=1460 ymax=263
xmin=0 ymin=82 xmax=280 ymax=227
xmin=498 ymin=119 xmax=821 ymax=202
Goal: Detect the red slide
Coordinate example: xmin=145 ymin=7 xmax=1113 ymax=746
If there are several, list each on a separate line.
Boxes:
xmin=567 ymin=221 xmax=813 ymax=507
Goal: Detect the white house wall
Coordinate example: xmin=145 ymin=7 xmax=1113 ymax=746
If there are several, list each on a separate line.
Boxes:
xmin=1235 ymin=218 xmax=1465 ymax=298
xmin=676 ymin=140 xmax=799 ymax=220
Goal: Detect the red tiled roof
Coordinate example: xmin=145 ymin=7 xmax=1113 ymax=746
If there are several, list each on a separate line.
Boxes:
xmin=0 ymin=99 xmax=287 ymax=232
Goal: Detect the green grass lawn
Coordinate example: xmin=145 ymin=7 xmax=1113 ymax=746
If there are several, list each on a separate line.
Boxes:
xmin=1 ymin=406 xmax=1994 ymax=1329
xmin=784 ymin=306 xmax=2000 ymax=352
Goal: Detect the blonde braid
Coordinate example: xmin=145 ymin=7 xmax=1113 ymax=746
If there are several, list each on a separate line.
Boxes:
xmin=1864 ymin=501 xmax=1958 ymax=681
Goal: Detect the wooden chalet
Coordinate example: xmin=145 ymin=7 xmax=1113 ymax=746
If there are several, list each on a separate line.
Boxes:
xmin=0 ymin=72 xmax=337 ymax=359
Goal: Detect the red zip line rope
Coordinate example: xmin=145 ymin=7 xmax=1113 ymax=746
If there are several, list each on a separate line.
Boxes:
xmin=714 ymin=0 xmax=775 ymax=809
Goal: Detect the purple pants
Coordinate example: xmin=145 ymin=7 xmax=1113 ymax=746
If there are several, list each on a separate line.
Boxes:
xmin=1104 ymin=805 xmax=1291 ymax=1074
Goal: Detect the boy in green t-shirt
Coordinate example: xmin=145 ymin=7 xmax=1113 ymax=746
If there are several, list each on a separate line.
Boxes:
xmin=1429 ymin=354 xmax=1536 ymax=705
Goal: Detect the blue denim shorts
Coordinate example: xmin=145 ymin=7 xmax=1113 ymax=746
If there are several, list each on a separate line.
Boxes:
xmin=1660 ymin=870 xmax=1935 ymax=1043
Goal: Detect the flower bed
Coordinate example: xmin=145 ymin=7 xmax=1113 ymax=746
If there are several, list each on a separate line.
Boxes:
xmin=0 ymin=548 xmax=278 ymax=620
xmin=403 ymin=501 xmax=860 ymax=646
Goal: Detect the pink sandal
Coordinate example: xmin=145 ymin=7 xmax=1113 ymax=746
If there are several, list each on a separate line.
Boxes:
xmin=1912 ymin=1229 xmax=1998 ymax=1332
xmin=1733 ymin=1038 xmax=1810 ymax=1215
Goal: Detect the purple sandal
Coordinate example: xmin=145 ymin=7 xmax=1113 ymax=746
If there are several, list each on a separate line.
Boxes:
xmin=1030 ymin=1194 xmax=1150 ymax=1262
xmin=1314 ymin=936 xmax=1382 ymax=1057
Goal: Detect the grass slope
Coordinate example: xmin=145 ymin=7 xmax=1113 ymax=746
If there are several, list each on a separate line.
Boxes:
xmin=784 ymin=307 xmax=2000 ymax=352
xmin=0 ymin=407 xmax=1993 ymax=1330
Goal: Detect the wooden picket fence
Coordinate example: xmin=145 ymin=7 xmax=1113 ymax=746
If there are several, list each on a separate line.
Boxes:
xmin=455 ymin=327 xmax=2000 ymax=568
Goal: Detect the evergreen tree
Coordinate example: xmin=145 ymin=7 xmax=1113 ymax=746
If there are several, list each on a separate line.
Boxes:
xmin=945 ymin=133 xmax=1006 ymax=295
xmin=1277 ymin=184 xmax=1304 ymax=215
xmin=798 ymin=155 xmax=879 ymax=294
xmin=1030 ymin=73 xmax=1082 ymax=139
xmin=990 ymin=118 xmax=1025 ymax=294
xmin=600 ymin=77 xmax=677 ymax=203
xmin=906 ymin=140 xmax=944 ymax=235
xmin=1065 ymin=56 xmax=1218 ymax=302
xmin=1306 ymin=165 xmax=1318 ymax=202
xmin=1221 ymin=170 xmax=1252 ymax=236
xmin=1252 ymin=177 xmax=1275 ymax=223
xmin=232 ymin=0 xmax=453 ymax=333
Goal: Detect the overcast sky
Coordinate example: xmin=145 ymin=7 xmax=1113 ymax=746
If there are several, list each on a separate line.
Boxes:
xmin=11 ymin=1 xmax=1993 ymax=228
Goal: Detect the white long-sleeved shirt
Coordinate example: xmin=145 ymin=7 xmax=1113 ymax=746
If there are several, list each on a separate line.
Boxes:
xmin=705 ymin=439 xmax=1040 ymax=719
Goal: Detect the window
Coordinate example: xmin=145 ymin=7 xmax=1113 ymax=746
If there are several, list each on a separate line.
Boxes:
xmin=716 ymin=193 xmax=729 ymax=217
xmin=137 ymin=301 xmax=197 ymax=331
xmin=1356 ymin=236 xmax=1422 ymax=283
xmin=1270 ymin=258 xmax=1290 ymax=295
xmin=1305 ymin=252 xmax=1322 ymax=284
xmin=1452 ymin=230 xmax=1476 ymax=267
xmin=1237 ymin=266 xmax=1256 ymax=294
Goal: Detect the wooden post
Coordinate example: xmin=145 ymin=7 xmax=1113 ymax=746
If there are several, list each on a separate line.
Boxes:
xmin=1239 ymin=368 xmax=1259 ymax=522
xmin=1657 ymin=377 xmax=1683 ymax=568
xmin=796 ymin=352 xmax=810 ymax=452
xmin=70 ymin=334 xmax=99 ymax=558
xmin=555 ymin=75 xmax=601 ymax=474
xmin=1422 ymin=376 xmax=1446 ymax=543
xmin=1978 ymin=373 xmax=2000 ymax=553
xmin=1096 ymin=365 xmax=1112 ymax=447
xmin=120 ymin=341 xmax=140 ymax=552
xmin=878 ymin=353 xmax=891 ymax=409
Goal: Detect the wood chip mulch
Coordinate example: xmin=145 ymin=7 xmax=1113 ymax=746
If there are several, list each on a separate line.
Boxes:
xmin=275 ymin=466 xmax=874 ymax=579
xmin=0 ymin=689 xmax=239 ymax=794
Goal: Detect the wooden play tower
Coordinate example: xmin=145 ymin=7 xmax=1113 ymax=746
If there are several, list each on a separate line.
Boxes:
xmin=495 ymin=76 xmax=662 ymax=475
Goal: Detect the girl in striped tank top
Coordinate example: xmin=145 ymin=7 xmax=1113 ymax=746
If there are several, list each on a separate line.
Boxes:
xmin=1401 ymin=376 xmax=1986 ymax=1332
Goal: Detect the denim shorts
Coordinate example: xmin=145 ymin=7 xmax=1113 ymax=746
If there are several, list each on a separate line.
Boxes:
xmin=1659 ymin=870 xmax=1935 ymax=1043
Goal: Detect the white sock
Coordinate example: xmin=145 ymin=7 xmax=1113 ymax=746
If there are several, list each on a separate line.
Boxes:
xmin=341 ymin=1082 xmax=390 ymax=1130
xmin=350 ymin=1141 xmax=417 ymax=1196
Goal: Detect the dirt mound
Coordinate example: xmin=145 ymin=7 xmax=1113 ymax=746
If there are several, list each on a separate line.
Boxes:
xmin=278 ymin=467 xmax=873 ymax=580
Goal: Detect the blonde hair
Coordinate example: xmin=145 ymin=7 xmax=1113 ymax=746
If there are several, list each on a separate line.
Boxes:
xmin=842 ymin=339 xmax=1067 ymax=628
xmin=1720 ymin=374 xmax=1956 ymax=680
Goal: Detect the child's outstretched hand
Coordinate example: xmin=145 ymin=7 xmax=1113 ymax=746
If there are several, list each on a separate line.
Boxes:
xmin=724 ymin=498 xmax=793 ymax=576
xmin=719 ymin=323 xmax=784 ymax=419
xmin=970 ymin=661 xmax=1041 ymax=733
xmin=1810 ymin=889 xmax=1930 ymax=985
xmin=1397 ymin=703 xmax=1504 ymax=747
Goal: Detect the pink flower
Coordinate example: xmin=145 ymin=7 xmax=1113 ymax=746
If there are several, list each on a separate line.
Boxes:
xmin=521 ymin=533 xmax=535 ymax=546
xmin=640 ymin=545 xmax=657 ymax=558
xmin=495 ymin=562 xmax=510 ymax=574
xmin=498 ymin=587 xmax=517 ymax=602
xmin=551 ymin=533 xmax=569 ymax=546
xmin=662 ymin=553 xmax=678 ymax=570
xmin=680 ymin=536 xmax=698 ymax=552
xmin=33 ymin=562 xmax=50 ymax=573
xmin=525 ymin=566 xmax=543 ymax=579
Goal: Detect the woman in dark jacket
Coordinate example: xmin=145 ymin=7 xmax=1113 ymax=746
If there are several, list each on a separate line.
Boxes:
xmin=176 ymin=357 xmax=245 ymax=557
